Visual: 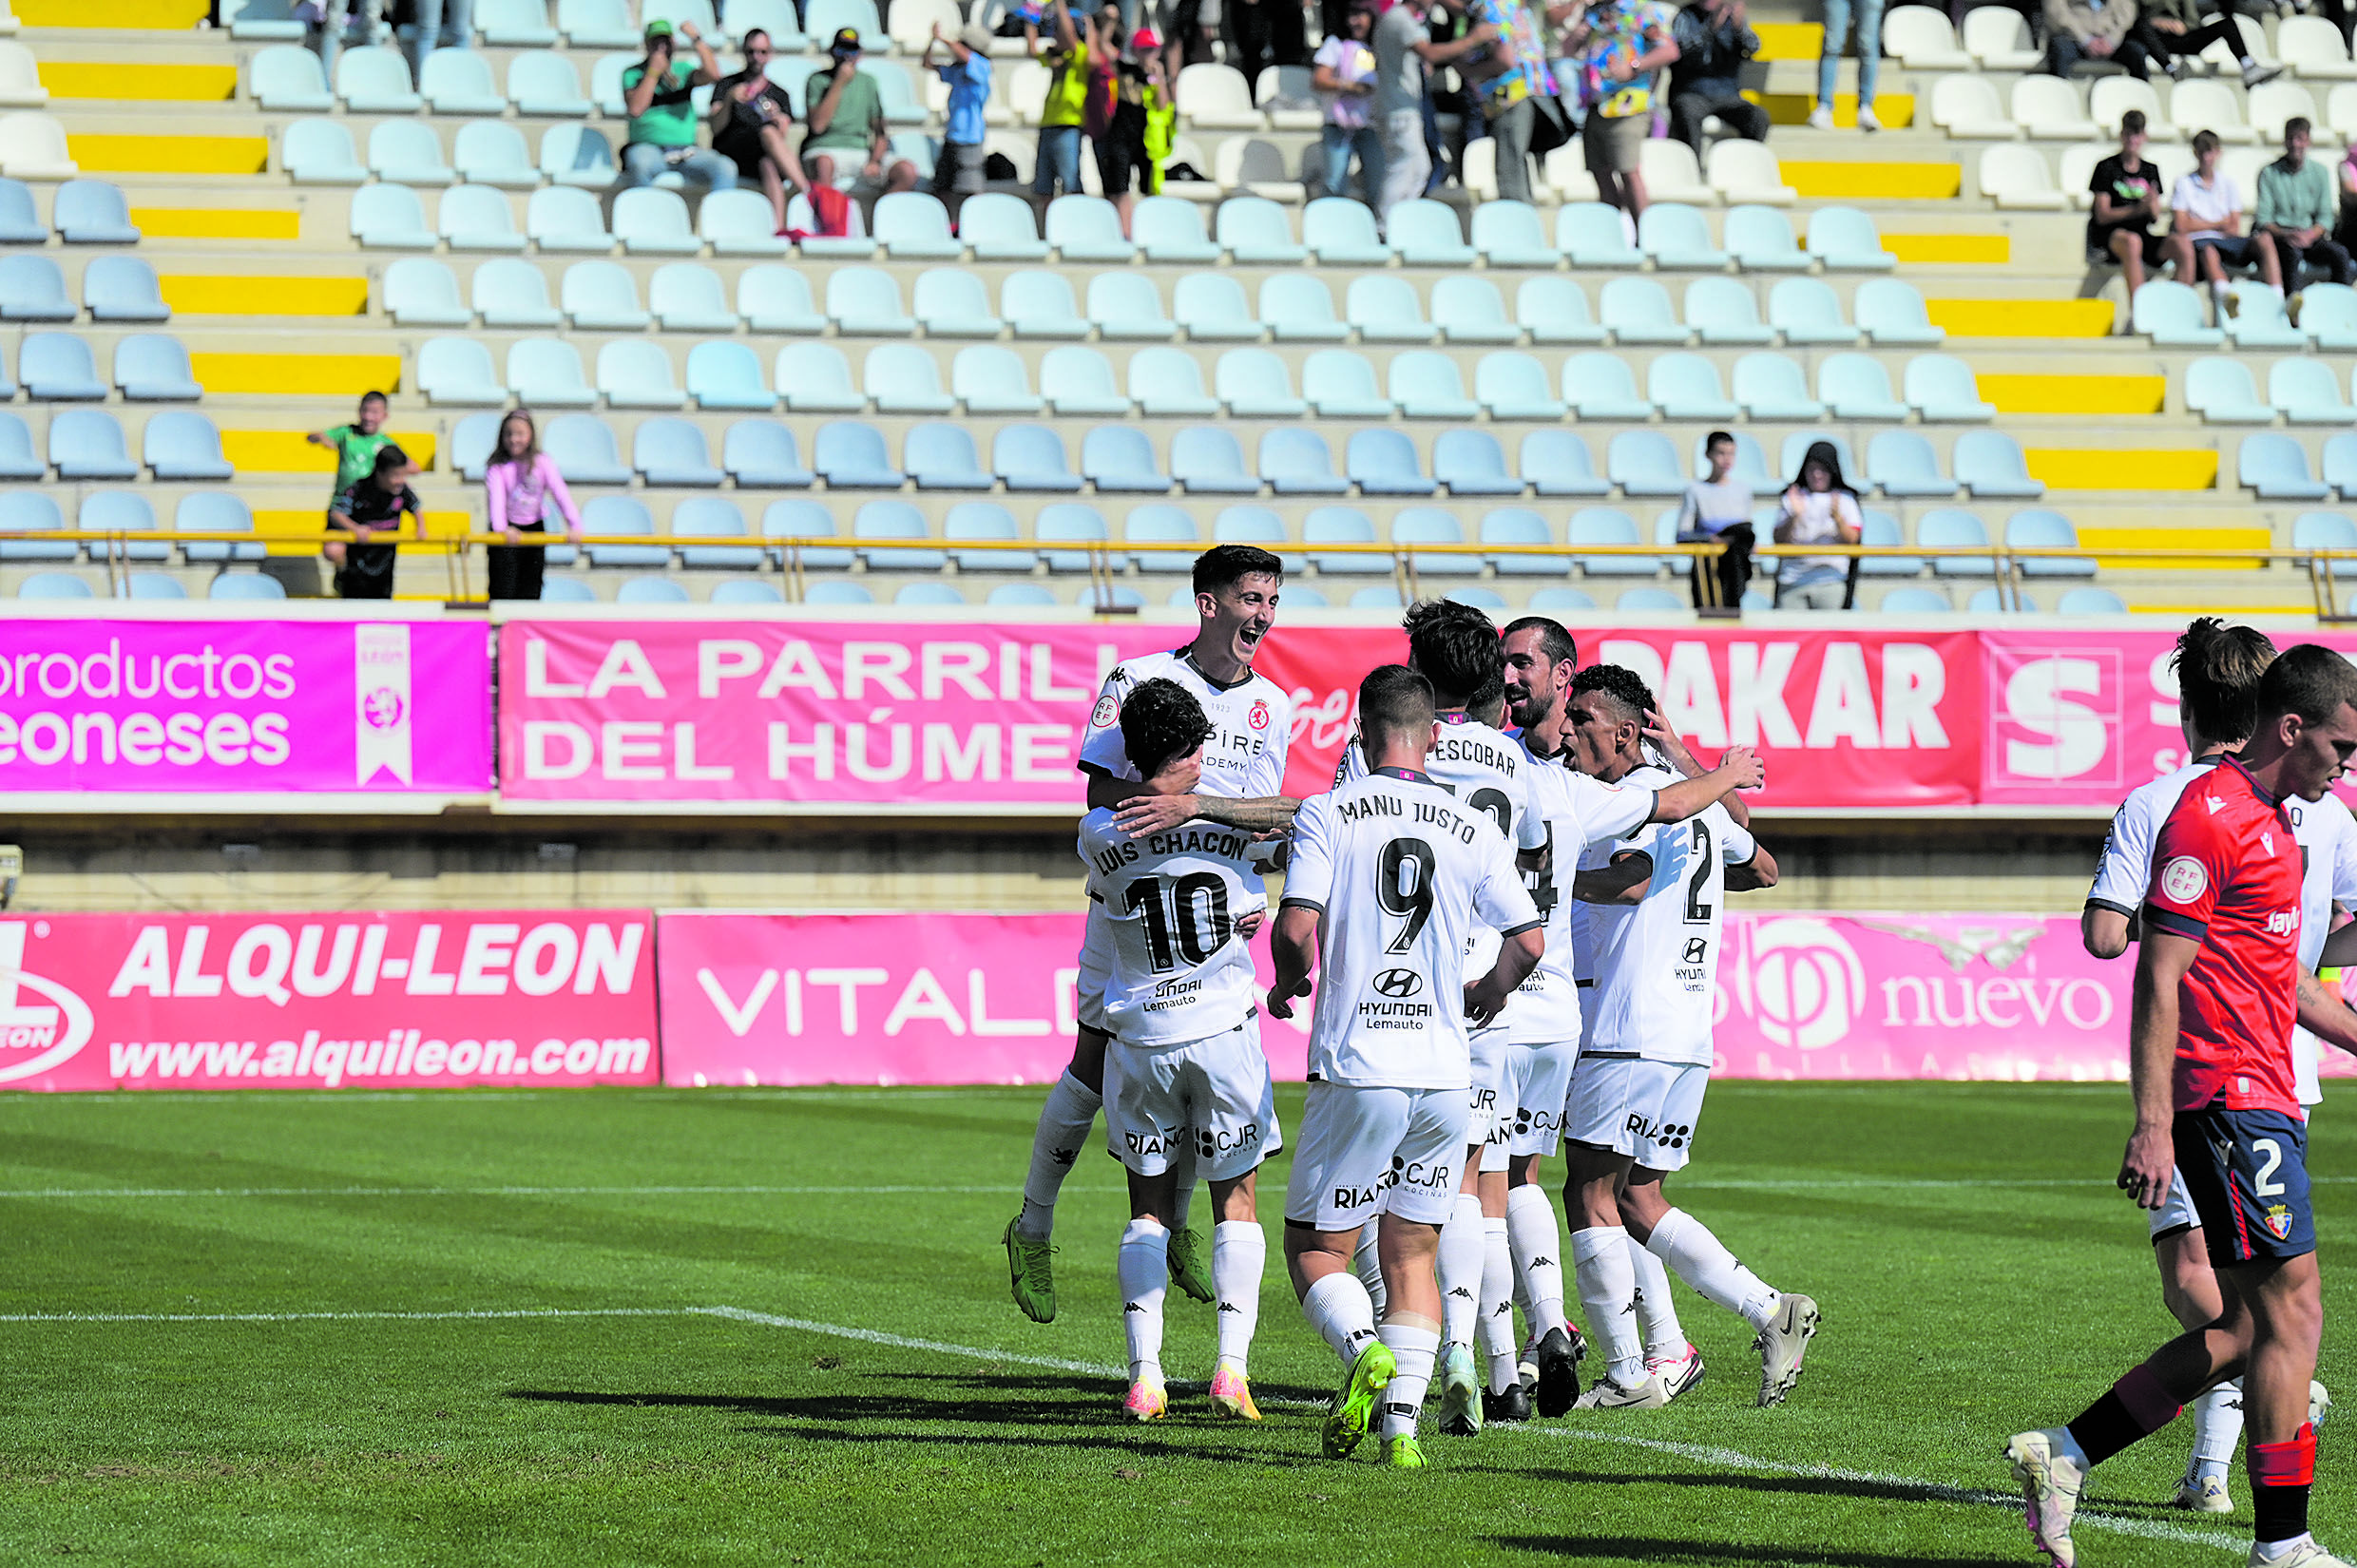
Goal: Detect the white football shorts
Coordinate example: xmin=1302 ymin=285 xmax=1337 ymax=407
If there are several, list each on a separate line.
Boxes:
xmin=1470 ymin=1022 xmax=1513 ymax=1174
xmin=1563 ymin=1055 xmax=1708 ymax=1174
xmin=1503 ymin=1039 xmax=1578 ymax=1157
xmin=1102 ymin=1016 xmax=1281 ymax=1183
xmin=2149 ymin=1167 xmax=2201 ymax=1240
xmin=1075 ymin=905 xmax=1112 ymax=1035
xmin=1284 ymin=1080 xmax=1471 ymax=1232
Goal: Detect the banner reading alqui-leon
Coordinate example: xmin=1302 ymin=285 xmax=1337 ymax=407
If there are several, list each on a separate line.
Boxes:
xmin=655 ymin=908 xmax=2340 ymax=1088
xmin=0 ymin=910 xmax=659 ymax=1091
xmin=0 ymin=620 xmax=492 ymax=793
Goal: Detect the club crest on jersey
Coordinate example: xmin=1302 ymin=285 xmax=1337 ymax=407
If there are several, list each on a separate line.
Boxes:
xmin=1248 ymin=698 xmax=1271 ymax=731
xmin=2264 ymin=1204 xmax=2296 ymax=1241
xmin=2159 ymin=855 xmax=2208 ymax=904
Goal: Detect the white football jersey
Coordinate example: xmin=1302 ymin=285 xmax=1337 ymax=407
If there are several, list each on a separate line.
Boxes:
xmin=1506 ymin=736 xmax=1658 ymax=1047
xmin=1283 ymin=767 xmax=1543 ymax=1091
xmin=1080 ymin=810 xmax=1269 ymax=1047
xmin=1575 ymin=763 xmax=1757 ymax=1068
xmin=1079 ymin=647 xmax=1294 ymax=800
xmin=2085 ymin=759 xmax=2217 ymax=922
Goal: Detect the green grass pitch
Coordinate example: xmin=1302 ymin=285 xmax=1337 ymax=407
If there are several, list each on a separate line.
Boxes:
xmin=1 ymin=1080 xmax=2349 ymax=1565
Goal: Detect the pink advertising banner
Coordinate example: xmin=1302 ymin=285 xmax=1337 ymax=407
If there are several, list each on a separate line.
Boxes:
xmin=0 ymin=620 xmax=491 ymax=794
xmin=0 ymin=910 xmax=659 ymax=1091
xmin=660 ymin=908 xmax=2356 ymax=1088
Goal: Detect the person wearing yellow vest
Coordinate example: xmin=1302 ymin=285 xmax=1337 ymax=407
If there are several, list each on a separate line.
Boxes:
xmin=1034 ymin=0 xmax=1092 ymax=204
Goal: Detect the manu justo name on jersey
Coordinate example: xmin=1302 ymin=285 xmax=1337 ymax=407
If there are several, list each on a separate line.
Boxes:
xmin=1335 ymin=791 xmax=1483 ymax=846
xmin=1085 ymin=826 xmax=1256 ymax=878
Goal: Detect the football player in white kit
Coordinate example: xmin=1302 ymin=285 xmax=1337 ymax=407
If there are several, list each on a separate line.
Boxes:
xmin=1559 ymin=662 xmax=1816 ymax=1410
xmin=1004 ymin=545 xmax=1298 ymax=1325
xmin=2080 ymin=618 xmax=2347 ymax=1511
xmin=1269 ymin=665 xmax=1545 ymax=1470
xmin=1079 ymin=677 xmax=1283 ymax=1425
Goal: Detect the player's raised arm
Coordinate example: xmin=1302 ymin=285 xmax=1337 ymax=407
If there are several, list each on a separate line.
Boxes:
xmin=1642 ymin=709 xmax=1752 ymax=830
xmin=1648 ymin=746 xmax=1765 ymax=825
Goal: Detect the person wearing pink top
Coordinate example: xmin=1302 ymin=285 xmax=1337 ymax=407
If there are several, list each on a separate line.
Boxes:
xmin=483 ymin=409 xmax=583 ymax=602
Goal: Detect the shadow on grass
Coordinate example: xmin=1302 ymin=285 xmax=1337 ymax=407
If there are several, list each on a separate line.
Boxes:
xmin=1493 ymin=1537 xmax=2022 ymax=1568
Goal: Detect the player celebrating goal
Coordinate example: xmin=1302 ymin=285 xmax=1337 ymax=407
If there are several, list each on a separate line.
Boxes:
xmin=1078 ymin=677 xmax=1282 ymax=1424
xmin=1003 ymin=545 xmax=1297 ymax=1326
xmin=2009 ymin=646 xmax=2357 ymax=1568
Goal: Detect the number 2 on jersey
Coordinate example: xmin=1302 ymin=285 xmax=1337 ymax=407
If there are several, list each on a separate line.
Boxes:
xmin=1377 ymin=838 xmax=1437 ymax=954
xmin=1121 ymin=873 xmax=1234 ymax=973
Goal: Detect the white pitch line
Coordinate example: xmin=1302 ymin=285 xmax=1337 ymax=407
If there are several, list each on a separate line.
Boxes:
xmin=0 ymin=1307 xmax=694 ymax=1326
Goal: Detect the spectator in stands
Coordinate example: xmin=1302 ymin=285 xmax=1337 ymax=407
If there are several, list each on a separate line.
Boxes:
xmin=2136 ymin=0 xmax=2276 ymax=86
xmin=1001 ymin=0 xmax=1048 ymax=53
xmin=1227 ymin=0 xmax=1307 ymax=91
xmin=1669 ymin=0 xmax=1766 ymax=151
xmin=1463 ymin=0 xmax=1557 ymax=203
xmin=1370 ymin=0 xmax=1495 ymax=221
xmin=2258 ymin=117 xmax=2355 ymax=288
xmin=1159 ymin=0 xmax=1219 ymax=75
xmin=1773 ymin=441 xmax=1863 ymax=611
xmin=807 ymin=29 xmax=922 ymax=199
xmin=2172 ymin=127 xmax=2284 ymax=315
xmin=1561 ymin=0 xmax=1679 ymax=217
xmin=1678 ymin=430 xmax=1756 ymax=611
xmin=308 ymin=392 xmax=392 ymax=503
xmin=922 ymin=21 xmax=996 ymax=216
xmin=1085 ymin=12 xmax=1158 ymax=231
xmin=2042 ymin=0 xmax=2153 ymax=80
xmin=406 ymin=0 xmax=471 ymax=77
xmin=620 ymin=20 xmax=738 ymax=194
xmin=1315 ymin=2 xmax=1383 ymax=201
xmin=1808 ymin=0 xmax=1881 ymax=129
xmin=327 ymin=445 xmax=418 ymax=602
xmin=2088 ymin=110 xmax=2171 ymax=311
xmin=1034 ymin=0 xmax=1092 ymax=203
xmin=2338 ymin=139 xmax=2357 ymax=254
xmin=711 ymin=29 xmax=809 ymax=236
xmin=1139 ymin=31 xmax=1179 ymax=190
xmin=483 ymin=410 xmax=581 ymax=604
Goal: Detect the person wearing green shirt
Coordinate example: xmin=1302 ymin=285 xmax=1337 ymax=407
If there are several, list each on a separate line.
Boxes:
xmin=2257 ymin=118 xmax=2355 ymax=289
xmin=805 ymin=28 xmax=920 ymax=196
xmin=307 ymin=391 xmax=392 ymax=496
xmin=1032 ymin=0 xmax=1091 ymax=200
xmin=619 ymin=19 xmax=738 ymax=193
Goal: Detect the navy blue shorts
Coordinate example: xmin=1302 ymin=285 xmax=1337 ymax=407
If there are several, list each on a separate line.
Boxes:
xmin=2174 ymin=1105 xmax=2316 ymax=1268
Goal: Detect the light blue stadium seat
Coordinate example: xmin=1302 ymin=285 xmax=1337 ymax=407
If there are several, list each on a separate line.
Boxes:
xmin=2133 ymin=280 xmax=2222 ymax=347
xmin=961 ymin=192 xmax=1049 ymax=260
xmin=1617 ymin=586 xmax=1686 ymax=611
xmin=525 ymin=184 xmax=613 ymax=251
xmin=814 ymin=420 xmax=905 ymax=488
xmin=123 ymin=572 xmax=188 ymax=600
xmin=1305 ymin=506 xmax=1384 ymax=573
xmin=2057 ymin=586 xmax=2126 ymax=614
xmin=2228 ymin=284 xmax=2306 ymax=350
xmin=1483 ymin=507 xmax=1569 ymax=575
xmin=1878 ymin=586 xmax=1950 ymax=614
xmin=1305 ymin=350 xmax=1394 ymax=417
xmin=864 ymin=343 xmax=954 ymax=413
xmin=1212 ymin=507 xmax=1305 ymax=574
xmin=1261 ymin=274 xmax=1347 ymax=341
xmin=450 ymin=411 xmax=501 ymax=481
xmin=538 ymin=576 xmax=599 ymax=602
xmin=992 ymin=583 xmax=1063 ymax=607
xmin=226 ymin=0 xmax=308 ymax=40
xmin=1086 ymin=272 xmax=1175 ymax=340
xmin=944 ymin=501 xmax=1030 ymax=571
xmin=1687 ymin=277 xmax=1776 ymax=345
xmin=416 ymin=336 xmax=502 ymax=407
xmin=994 ymin=423 xmax=1084 ymax=491
xmin=722 ymin=420 xmax=813 ymax=488
xmin=1563 ymin=352 xmax=1651 ymax=419
xmin=869 ymin=190 xmax=960 ymax=259
xmin=2302 ymin=283 xmax=2357 ymax=350
xmin=804 ymin=580 xmax=875 ymax=604
xmin=1348 ymin=275 xmax=1436 ymax=343
xmin=1135 ymin=196 xmax=1218 ymax=262
xmin=50 ymin=411 xmax=135 ymax=479
xmin=0 ymin=254 xmax=73 ymax=321
xmin=632 ymin=418 xmax=723 ymax=487
xmin=1129 ymin=347 xmax=1219 ymax=416
xmin=208 ymin=572 xmax=290 ymax=602
xmin=339 ymin=46 xmax=422 ymax=112
xmin=1638 ymin=203 xmax=1727 ymax=269
xmin=1608 ymin=431 xmax=1685 ymax=497
xmin=1557 ymin=201 xmax=1642 ymax=266
xmin=1305 ymin=196 xmax=1389 ymax=264
xmin=588 ymin=52 xmax=639 ymax=116
xmin=480 ymin=0 xmax=557 ymax=46
xmin=777 ymin=342 xmax=865 ymax=411
xmin=762 ymin=499 xmax=853 ymax=569
xmin=510 ymin=50 xmax=595 ymax=115
xmin=615 ymin=575 xmax=691 ymax=603
xmin=1388 ymin=198 xmax=1474 ymax=266
xmin=350 ymin=183 xmax=436 ymax=249
xmin=891 ymin=582 xmax=964 ymax=606
xmin=0 ymin=179 xmax=36 ymax=245
xmin=679 ymin=339 xmax=772 ymax=412
xmin=1429 ymin=276 xmax=1519 ymax=345
xmin=556 ymin=258 xmax=645 ymax=329
xmin=699 ymin=188 xmax=790 ymax=257
xmin=1600 ymin=277 xmax=1688 ymax=344
xmin=23 ymin=333 xmax=105 ymax=400
xmin=1217 ymin=349 xmax=1307 ymax=417
xmin=439 ymin=184 xmax=527 ymax=252
xmin=369 ymin=121 xmax=455 ymax=186
xmin=388 ymin=258 xmax=472 ymax=326
xmin=1515 ymin=276 xmax=1605 ymax=344
xmin=1003 ymin=269 xmax=1089 ymax=339
xmin=954 ymin=345 xmax=1043 ymax=415
xmin=2240 ymin=433 xmax=2331 ymax=499
xmin=907 ymin=267 xmax=997 ymax=340
xmin=2293 ymin=510 xmax=2357 ymax=577
xmin=251 ymin=45 xmax=335 ymax=111
xmin=1856 ymin=278 xmax=1945 ymax=347
xmin=1175 ymin=272 xmax=1260 ymax=342
xmin=1522 ymin=430 xmax=1611 ymax=496
xmin=2327 ymin=433 xmax=2357 ymax=499
xmin=1350 ymin=585 xmax=1406 ymax=608
xmin=1347 ymin=429 xmax=1434 ymax=496
xmin=1733 ymin=352 xmax=1823 ymax=420
xmin=1390 ymin=507 xmax=1480 ymax=574
xmin=806 ymin=0 xmax=881 ymax=47
xmin=0 ymin=492 xmax=72 ymax=560
xmin=1858 ymin=508 xmax=1924 ymax=576
xmin=1521 ymin=586 xmax=1590 ymax=612
xmin=1918 ymin=508 xmax=1997 ymax=576
xmin=1083 ymin=426 xmax=1171 ymax=492
xmin=1036 ymin=502 xmax=1111 ymax=573
xmin=1038 ymin=347 xmax=1128 ymax=417
xmin=537 ymin=130 xmax=617 ymax=199
xmin=1217 ymin=196 xmax=1306 ymax=263
xmin=2271 ymin=358 xmax=2354 ymax=425
xmin=2187 ymin=356 xmax=2276 ymax=425
xmin=1648 ymin=354 xmax=1737 ymax=420
xmin=1867 ymin=430 xmax=1959 ymax=497
xmin=1469 ymin=200 xmax=1555 ymax=268
xmin=1473 ymin=351 xmax=1566 ymax=419
xmin=2006 ymin=508 xmax=2097 ymax=577
xmin=1444 ymin=585 xmax=1505 ymax=609
xmin=672 ymin=497 xmax=762 ymax=568
xmin=0 ymin=411 xmax=41 ymax=479
xmin=850 ymin=501 xmax=943 ymax=570
xmin=597 ymin=339 xmax=684 ymax=409
xmin=1259 ymin=428 xmax=1348 ymax=495
xmin=1126 ymin=505 xmax=1202 ymax=572
xmin=1954 ymin=430 xmax=2044 ymax=498
xmin=1807 ymin=204 xmax=1897 ymax=270
xmin=53 ymin=181 xmax=138 ymax=245
xmin=1433 ymin=430 xmax=1523 ymax=496
xmin=1045 ymin=194 xmax=1134 ymax=261
xmin=283 ymin=118 xmax=369 ymax=184
xmin=582 ymin=495 xmax=671 ymax=566
xmin=144 ymin=411 xmax=234 ymax=480
xmin=543 ymin=412 xmax=631 ymax=483
xmin=1819 ymin=353 xmax=1909 ymax=420
xmin=1724 ymin=203 xmax=1811 ymax=271
xmin=1172 ymin=426 xmax=1258 ymax=493
xmin=613 ymin=187 xmax=699 ymax=255
xmin=1764 ymin=277 xmax=1856 ymax=347
xmin=16 ymin=571 xmax=92 ymax=598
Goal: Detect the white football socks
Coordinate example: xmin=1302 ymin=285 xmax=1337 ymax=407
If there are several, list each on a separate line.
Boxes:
xmin=1627 ymin=1233 xmax=1686 ymax=1359
xmin=1648 ymin=1206 xmax=1780 ymax=1332
xmin=1438 ymin=1194 xmax=1485 ymax=1349
xmin=1351 ymin=1225 xmax=1389 ymax=1317
xmin=1301 ymin=1270 xmax=1381 ymax=1368
xmin=1479 ymin=1216 xmax=1520 ymax=1394
xmin=1117 ymin=1216 xmax=1168 ymax=1385
xmin=2190 ymin=1380 xmax=2245 ymax=1485
xmin=1379 ymin=1319 xmax=1441 ymax=1441
xmin=1211 ymin=1219 xmax=1264 ymax=1375
xmin=1018 ymin=1069 xmax=1101 ymax=1239
xmin=1573 ymin=1225 xmax=1646 ymax=1388
xmin=1506 ymin=1183 xmax=1568 ymax=1342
